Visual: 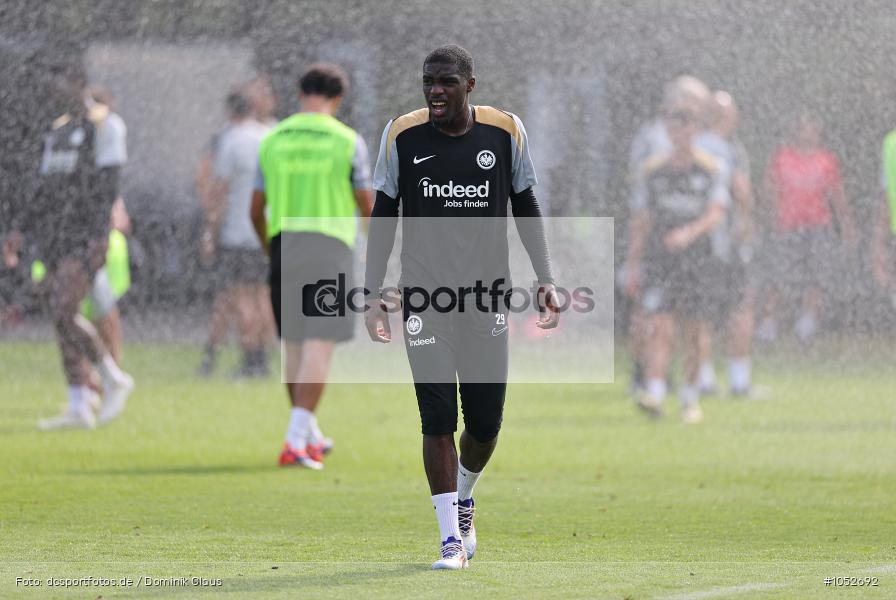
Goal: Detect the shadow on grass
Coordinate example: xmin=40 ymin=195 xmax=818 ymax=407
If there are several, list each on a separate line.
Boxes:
xmin=69 ymin=463 xmax=275 ymax=477
xmin=0 ymin=425 xmax=38 ymax=435
xmin=114 ymin=564 xmax=425 ymax=597
xmin=232 ymin=564 xmax=426 ymax=592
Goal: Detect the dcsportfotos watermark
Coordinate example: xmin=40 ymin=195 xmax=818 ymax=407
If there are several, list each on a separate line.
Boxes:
xmin=302 ymin=275 xmax=595 ymax=320
xmin=278 ymin=216 xmax=614 ymax=384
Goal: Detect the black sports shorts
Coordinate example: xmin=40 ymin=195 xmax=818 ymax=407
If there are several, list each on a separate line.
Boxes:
xmin=762 ymin=227 xmax=837 ymax=292
xmin=641 ymin=251 xmax=721 ymax=321
xmin=37 ymin=166 xmax=119 ymax=270
xmin=216 ymin=246 xmax=269 ymax=286
xmin=403 ymin=298 xmax=509 ymax=441
xmin=269 ymin=232 xmax=355 ymax=344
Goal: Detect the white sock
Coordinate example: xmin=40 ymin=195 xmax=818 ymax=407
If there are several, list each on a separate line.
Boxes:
xmin=68 ymin=385 xmax=90 ymax=414
xmin=309 ymin=414 xmax=325 ymax=445
xmin=679 ymin=384 xmax=699 ymax=408
xmin=728 ymin=357 xmax=751 ymax=391
xmin=699 ymin=361 xmax=716 ymax=389
xmin=432 ymin=492 xmax=461 ymax=542
xmin=457 ymin=462 xmax=482 ymax=501
xmin=96 ymin=354 xmax=127 ymax=385
xmin=647 ymin=378 xmax=667 ymax=402
xmin=286 ymin=407 xmax=313 ymax=449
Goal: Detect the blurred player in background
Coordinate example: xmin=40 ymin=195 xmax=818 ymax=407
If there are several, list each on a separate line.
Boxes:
xmin=251 ymin=64 xmax=373 ymax=469
xmin=624 ymin=75 xmax=709 ymax=396
xmin=196 ymin=96 xmax=232 ymax=375
xmin=200 ymin=92 xmax=273 ymax=378
xmin=695 ymin=92 xmax=758 ymax=397
xmin=756 ymin=112 xmax=856 ymax=343
xmin=364 ymin=45 xmax=559 ymax=569
xmin=244 ymin=75 xmax=280 ymax=347
xmin=624 ymin=81 xmax=728 ymax=423
xmin=71 ymin=84 xmax=133 ymax=408
xmin=30 ymin=62 xmax=134 ymax=430
xmin=84 ymin=85 xmax=130 ymax=366
xmin=245 ymin=75 xmax=279 ymax=127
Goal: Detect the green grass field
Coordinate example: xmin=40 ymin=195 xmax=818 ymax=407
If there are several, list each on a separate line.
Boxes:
xmin=1 ymin=340 xmax=895 ymax=599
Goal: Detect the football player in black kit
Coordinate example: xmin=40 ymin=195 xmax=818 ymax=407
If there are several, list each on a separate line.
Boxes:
xmin=623 ymin=84 xmax=729 ymax=424
xmin=27 ymin=61 xmax=134 ymax=430
xmin=364 ymin=45 xmax=560 ymax=569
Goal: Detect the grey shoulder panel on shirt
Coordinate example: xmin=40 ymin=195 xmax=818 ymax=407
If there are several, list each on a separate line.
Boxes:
xmin=475 ymin=106 xmax=538 ymax=193
xmin=351 ymin=134 xmax=373 ymax=190
xmin=693 ymin=148 xmax=722 ymax=174
xmin=373 ymin=119 xmax=400 ymax=198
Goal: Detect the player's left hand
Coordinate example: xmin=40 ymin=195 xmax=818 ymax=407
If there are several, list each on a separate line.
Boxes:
xmin=365 ymin=297 xmax=392 ymax=342
xmin=536 ymin=283 xmax=560 ymax=330
xmin=664 ymin=227 xmax=693 ymax=250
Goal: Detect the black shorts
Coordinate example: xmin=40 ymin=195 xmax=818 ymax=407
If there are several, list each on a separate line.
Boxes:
xmin=40 ymin=226 xmax=109 ymax=272
xmin=404 ymin=300 xmax=508 ymax=441
xmin=763 ymin=227 xmax=836 ymax=291
xmin=37 ymin=167 xmax=119 ymax=270
xmin=726 ymin=247 xmax=759 ymax=310
xmin=269 ymin=232 xmax=355 ymax=344
xmin=642 ymin=250 xmax=721 ymax=320
xmin=216 ymin=246 xmax=269 ymax=286
xmin=704 ymin=252 xmax=755 ymax=325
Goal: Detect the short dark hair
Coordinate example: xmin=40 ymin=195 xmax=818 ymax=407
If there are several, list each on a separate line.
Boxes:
xmin=299 ymin=63 xmax=349 ymax=98
xmin=226 ymin=91 xmax=250 ymax=118
xmin=424 ymin=45 xmax=474 ymax=80
xmin=49 ymin=58 xmax=87 ymax=89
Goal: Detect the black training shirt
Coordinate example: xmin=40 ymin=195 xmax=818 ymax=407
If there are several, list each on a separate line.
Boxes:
xmin=367 ymin=106 xmax=549 ymax=292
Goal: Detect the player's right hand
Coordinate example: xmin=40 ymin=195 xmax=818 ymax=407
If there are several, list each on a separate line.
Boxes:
xmin=365 ymin=297 xmax=392 ymax=342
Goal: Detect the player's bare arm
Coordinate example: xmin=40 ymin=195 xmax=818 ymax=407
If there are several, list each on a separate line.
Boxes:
xmin=200 ymin=177 xmax=228 ymax=262
xmin=249 ymin=190 xmax=268 ymax=255
xmin=624 ymin=210 xmax=650 ymax=297
xmin=730 ymin=168 xmax=755 ymax=242
xmin=354 ymin=188 xmax=374 ymax=236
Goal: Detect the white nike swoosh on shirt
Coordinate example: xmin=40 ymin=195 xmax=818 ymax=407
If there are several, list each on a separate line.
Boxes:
xmin=491 ymin=327 xmax=508 ymax=336
xmin=413 ymin=155 xmax=436 ymax=164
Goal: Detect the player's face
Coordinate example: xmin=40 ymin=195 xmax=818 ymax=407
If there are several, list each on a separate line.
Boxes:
xmin=247 ymin=79 xmax=277 ymax=118
xmin=422 ymin=62 xmax=474 ymax=126
xmin=664 ymin=104 xmax=701 ymax=150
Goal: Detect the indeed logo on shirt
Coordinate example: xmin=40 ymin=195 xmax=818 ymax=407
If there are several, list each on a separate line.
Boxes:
xmin=418 ymin=177 xmax=490 ymax=199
